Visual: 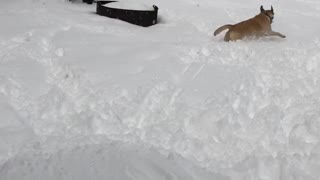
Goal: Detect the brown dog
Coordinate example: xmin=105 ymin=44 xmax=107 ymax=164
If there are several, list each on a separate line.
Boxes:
xmin=214 ymin=6 xmax=286 ymax=41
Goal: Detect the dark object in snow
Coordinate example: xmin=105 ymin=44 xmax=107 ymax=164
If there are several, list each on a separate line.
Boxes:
xmin=69 ymin=0 xmax=94 ymax=4
xmin=82 ymin=0 xmax=94 ymax=4
xmin=96 ymin=1 xmax=158 ymax=27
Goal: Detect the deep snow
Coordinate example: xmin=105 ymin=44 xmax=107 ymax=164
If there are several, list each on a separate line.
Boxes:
xmin=1 ymin=0 xmax=320 ymax=179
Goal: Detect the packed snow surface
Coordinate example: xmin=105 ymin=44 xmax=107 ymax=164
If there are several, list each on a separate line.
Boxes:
xmin=1 ymin=0 xmax=320 ymax=180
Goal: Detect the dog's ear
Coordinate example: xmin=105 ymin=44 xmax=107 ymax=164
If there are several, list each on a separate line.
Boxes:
xmin=260 ymin=5 xmax=265 ymax=13
xmin=271 ymin=6 xmax=274 ymax=13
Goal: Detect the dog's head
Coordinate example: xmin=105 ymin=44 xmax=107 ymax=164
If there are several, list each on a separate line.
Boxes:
xmin=260 ymin=5 xmax=274 ymax=23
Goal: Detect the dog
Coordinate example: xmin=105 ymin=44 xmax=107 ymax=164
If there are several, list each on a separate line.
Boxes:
xmin=214 ymin=6 xmax=286 ymax=41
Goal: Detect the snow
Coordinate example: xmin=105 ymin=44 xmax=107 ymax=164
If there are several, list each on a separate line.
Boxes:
xmin=0 ymin=139 xmax=226 ymax=180
xmin=1 ymin=0 xmax=320 ymax=179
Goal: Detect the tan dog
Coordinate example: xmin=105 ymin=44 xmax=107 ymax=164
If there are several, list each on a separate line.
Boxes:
xmin=214 ymin=6 xmax=286 ymax=41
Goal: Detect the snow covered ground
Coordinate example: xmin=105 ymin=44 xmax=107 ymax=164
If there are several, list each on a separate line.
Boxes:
xmin=1 ymin=0 xmax=320 ymax=179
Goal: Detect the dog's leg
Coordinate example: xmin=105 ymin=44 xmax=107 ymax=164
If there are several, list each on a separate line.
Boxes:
xmin=267 ymin=31 xmax=286 ymax=38
xmin=226 ymin=31 xmax=243 ymax=41
xmin=224 ymin=31 xmax=231 ymax=42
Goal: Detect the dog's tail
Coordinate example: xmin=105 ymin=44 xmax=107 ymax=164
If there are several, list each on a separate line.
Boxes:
xmin=214 ymin=24 xmax=233 ymax=36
